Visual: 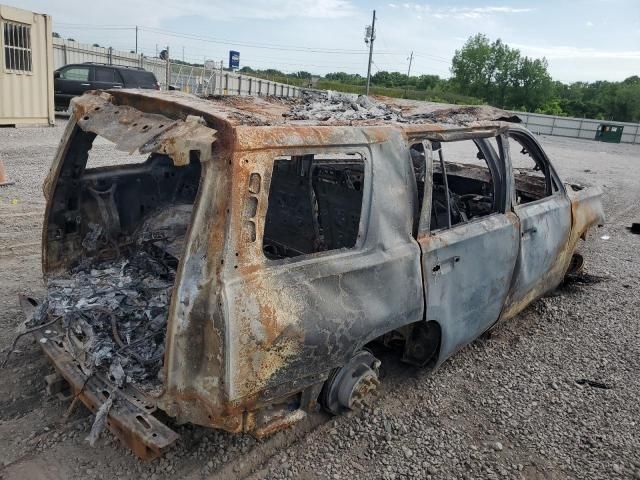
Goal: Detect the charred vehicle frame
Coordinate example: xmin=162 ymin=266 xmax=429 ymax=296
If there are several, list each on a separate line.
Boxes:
xmin=27 ymin=90 xmax=604 ymax=459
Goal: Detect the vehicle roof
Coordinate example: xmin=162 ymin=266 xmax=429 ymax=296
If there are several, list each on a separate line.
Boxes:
xmin=57 ymin=63 xmax=150 ymax=72
xmin=104 ymin=89 xmax=521 ymax=133
xmin=69 ymin=89 xmax=525 ymax=172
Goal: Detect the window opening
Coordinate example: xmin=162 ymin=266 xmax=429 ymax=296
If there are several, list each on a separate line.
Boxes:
xmin=507 ymin=134 xmax=554 ymax=204
xmin=263 ymin=153 xmax=365 ymax=260
xmin=429 ymin=139 xmax=497 ymax=232
xmin=3 ymin=21 xmax=32 ymax=73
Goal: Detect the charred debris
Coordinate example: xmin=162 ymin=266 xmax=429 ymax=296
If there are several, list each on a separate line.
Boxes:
xmin=209 ymin=89 xmax=521 ymax=126
xmin=30 ymin=236 xmax=177 ymax=392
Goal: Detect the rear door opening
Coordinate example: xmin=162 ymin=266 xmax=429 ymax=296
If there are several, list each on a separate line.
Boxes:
xmin=40 ymin=128 xmax=202 ymax=394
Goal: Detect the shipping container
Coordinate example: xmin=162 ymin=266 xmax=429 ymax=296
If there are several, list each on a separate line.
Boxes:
xmin=0 ymin=4 xmax=54 ymax=126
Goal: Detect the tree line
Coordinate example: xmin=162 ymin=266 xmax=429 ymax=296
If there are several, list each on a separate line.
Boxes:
xmin=449 ymin=34 xmax=639 ymax=122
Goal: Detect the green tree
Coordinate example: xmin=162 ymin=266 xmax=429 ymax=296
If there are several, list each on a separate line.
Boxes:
xmin=415 ymin=74 xmax=441 ymax=91
xmin=451 ymin=34 xmax=552 ymax=110
xmin=450 ymin=34 xmax=494 ymax=100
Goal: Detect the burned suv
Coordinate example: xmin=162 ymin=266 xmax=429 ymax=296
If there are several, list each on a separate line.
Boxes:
xmin=27 ymin=90 xmax=603 ymax=459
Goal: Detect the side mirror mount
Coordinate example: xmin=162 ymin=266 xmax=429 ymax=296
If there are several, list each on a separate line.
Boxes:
xmin=54 ymin=71 xmax=61 ymax=79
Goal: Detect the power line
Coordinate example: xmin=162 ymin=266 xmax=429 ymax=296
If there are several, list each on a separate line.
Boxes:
xmin=55 ymin=22 xmax=402 ymax=55
xmin=54 ymin=22 xmax=454 ymax=76
xmin=413 ymin=52 xmax=450 ymax=63
xmin=144 ymin=26 xmax=403 ymax=55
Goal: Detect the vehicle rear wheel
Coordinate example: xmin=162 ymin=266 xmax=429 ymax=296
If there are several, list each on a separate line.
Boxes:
xmin=319 ymin=350 xmax=381 ymax=415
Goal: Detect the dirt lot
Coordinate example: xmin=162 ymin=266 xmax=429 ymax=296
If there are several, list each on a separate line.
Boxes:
xmin=0 ymin=121 xmax=639 ymax=480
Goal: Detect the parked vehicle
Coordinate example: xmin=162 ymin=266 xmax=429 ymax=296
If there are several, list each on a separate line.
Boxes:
xmin=53 ymin=63 xmax=159 ymax=110
xmin=28 ymin=90 xmax=604 ymax=459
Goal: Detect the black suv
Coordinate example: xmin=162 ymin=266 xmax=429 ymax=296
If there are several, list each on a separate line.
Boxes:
xmin=54 ymin=63 xmax=160 ymax=110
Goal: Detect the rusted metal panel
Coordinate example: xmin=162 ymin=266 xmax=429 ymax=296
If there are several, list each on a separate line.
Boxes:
xmin=72 ymin=92 xmax=216 ymax=166
xmin=220 ymin=131 xmax=424 ymax=403
xmin=500 ymin=195 xmax=572 ymax=320
xmin=420 ymin=212 xmax=520 ymax=362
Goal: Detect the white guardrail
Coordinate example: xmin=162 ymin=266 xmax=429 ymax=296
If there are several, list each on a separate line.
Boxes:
xmin=52 ymin=38 xmax=301 ymax=98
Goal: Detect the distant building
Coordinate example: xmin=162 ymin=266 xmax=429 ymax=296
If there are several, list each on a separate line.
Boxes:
xmin=0 ymin=4 xmax=54 ymax=126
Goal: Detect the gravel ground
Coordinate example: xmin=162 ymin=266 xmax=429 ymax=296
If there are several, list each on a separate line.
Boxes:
xmin=0 ymin=120 xmax=639 ymax=480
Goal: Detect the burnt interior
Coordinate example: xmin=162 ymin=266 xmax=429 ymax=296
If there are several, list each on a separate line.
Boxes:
xmin=410 ymin=140 xmax=498 ymax=232
xmin=410 ymin=138 xmax=549 ymax=233
xmin=46 ymin=129 xmax=201 ymax=268
xmin=263 ymin=154 xmax=365 ymax=260
xmin=42 ymin=127 xmax=202 ymax=389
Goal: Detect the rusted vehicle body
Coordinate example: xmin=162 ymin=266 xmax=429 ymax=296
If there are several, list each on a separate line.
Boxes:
xmin=32 ymin=90 xmax=604 ymax=459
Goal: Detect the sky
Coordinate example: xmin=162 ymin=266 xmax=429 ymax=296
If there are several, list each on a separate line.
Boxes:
xmin=16 ymin=0 xmax=640 ymax=83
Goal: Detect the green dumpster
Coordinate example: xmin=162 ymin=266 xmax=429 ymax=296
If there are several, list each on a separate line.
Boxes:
xmin=595 ymin=123 xmax=624 ymax=143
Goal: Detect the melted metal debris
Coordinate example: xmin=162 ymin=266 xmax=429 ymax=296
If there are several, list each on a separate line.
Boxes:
xmin=286 ymin=90 xmax=402 ymax=122
xmin=405 ymin=105 xmax=521 ymax=125
xmin=281 ymin=90 xmax=519 ymax=126
xmin=86 ymin=396 xmax=114 ymax=446
xmin=32 ymin=252 xmax=174 ymax=388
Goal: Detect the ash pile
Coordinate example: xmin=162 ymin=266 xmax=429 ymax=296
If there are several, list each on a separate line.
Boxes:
xmin=287 ymin=90 xmax=402 ymax=122
xmin=405 ymin=105 xmax=522 ymax=126
xmin=32 ymin=252 xmax=174 ymax=390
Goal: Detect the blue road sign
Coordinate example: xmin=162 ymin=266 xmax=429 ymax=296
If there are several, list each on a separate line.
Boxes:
xmin=229 ymin=50 xmax=240 ymax=70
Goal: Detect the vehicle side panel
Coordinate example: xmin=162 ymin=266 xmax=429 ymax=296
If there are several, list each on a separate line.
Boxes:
xmin=420 ymin=213 xmax=520 ymax=363
xmin=500 ymin=195 xmax=572 ymax=320
xmin=220 ymin=133 xmax=424 ymax=402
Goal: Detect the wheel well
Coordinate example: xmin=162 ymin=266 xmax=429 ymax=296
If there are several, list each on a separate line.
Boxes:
xmin=368 ymin=319 xmax=442 ymax=368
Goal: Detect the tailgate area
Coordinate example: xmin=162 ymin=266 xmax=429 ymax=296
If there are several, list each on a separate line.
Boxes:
xmin=36 ymin=325 xmax=179 ymax=460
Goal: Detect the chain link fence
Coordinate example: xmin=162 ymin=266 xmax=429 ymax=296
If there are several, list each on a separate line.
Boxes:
xmin=52 ymin=38 xmax=301 ymax=98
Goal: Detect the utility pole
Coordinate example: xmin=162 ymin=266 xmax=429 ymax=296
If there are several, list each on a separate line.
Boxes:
xmin=404 ymin=51 xmax=413 ymax=97
xmin=182 ymin=46 xmax=185 ymax=62
xmin=365 ymin=9 xmax=376 ymax=96
xmin=135 ymin=25 xmax=138 ymax=54
xmin=165 ymin=46 xmax=170 ymax=90
xmin=219 ymin=59 xmax=223 ymax=95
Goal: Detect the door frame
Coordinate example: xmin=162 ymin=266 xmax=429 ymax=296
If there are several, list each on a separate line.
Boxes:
xmin=498 ymin=127 xmax=573 ymax=321
xmin=414 ymin=133 xmax=520 ymax=364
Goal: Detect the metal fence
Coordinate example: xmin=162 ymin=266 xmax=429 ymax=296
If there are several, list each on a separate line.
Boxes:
xmin=171 ymin=63 xmax=301 ymax=97
xmin=515 ymin=111 xmax=640 ymax=145
xmin=52 ymin=38 xmax=301 ymax=98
